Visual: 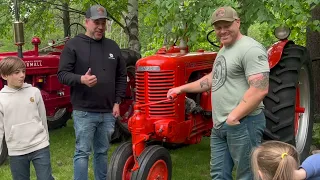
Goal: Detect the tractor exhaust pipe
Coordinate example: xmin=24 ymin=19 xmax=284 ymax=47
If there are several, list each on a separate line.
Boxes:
xmin=13 ymin=0 xmax=24 ymax=58
xmin=179 ymin=2 xmax=187 ymax=54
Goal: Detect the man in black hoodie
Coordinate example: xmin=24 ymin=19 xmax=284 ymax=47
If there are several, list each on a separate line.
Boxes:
xmin=57 ymin=4 xmax=127 ymax=180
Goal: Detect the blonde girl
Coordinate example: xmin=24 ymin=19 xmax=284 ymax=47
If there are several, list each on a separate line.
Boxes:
xmin=251 ymin=140 xmax=320 ymax=180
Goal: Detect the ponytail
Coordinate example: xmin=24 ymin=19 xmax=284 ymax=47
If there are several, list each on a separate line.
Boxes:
xmin=272 ymin=154 xmax=297 ymax=180
xmin=251 ymin=141 xmax=300 ymax=180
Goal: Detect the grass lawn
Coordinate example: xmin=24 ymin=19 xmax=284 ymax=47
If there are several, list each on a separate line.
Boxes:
xmin=0 ymin=120 xmax=319 ymax=180
xmin=0 ymin=119 xmax=211 ymax=180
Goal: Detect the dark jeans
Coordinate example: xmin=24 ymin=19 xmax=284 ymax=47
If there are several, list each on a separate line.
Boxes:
xmin=210 ymin=111 xmax=266 ymax=180
xmin=9 ymin=146 xmax=54 ymax=180
xmin=73 ymin=110 xmax=115 ymax=180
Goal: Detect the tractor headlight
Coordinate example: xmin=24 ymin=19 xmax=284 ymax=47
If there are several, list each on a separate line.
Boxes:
xmin=274 ymin=27 xmax=291 ymax=40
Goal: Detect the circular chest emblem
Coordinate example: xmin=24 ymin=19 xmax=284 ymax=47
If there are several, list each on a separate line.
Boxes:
xmin=212 ymin=56 xmax=227 ymax=92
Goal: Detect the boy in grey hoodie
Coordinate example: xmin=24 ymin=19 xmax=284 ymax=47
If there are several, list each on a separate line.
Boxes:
xmin=0 ymin=56 xmax=54 ymax=180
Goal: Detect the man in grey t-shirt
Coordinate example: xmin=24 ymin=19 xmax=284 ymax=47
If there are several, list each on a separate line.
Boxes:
xmin=167 ymin=6 xmax=269 ymax=180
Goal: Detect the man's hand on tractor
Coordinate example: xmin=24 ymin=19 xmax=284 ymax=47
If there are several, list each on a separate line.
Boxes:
xmin=81 ymin=68 xmax=97 ymax=87
xmin=167 ymin=87 xmax=182 ymax=98
xmin=113 ymin=103 xmax=120 ymax=118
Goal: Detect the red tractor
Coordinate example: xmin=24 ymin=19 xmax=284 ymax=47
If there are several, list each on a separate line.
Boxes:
xmin=0 ymin=19 xmax=139 ymax=166
xmin=107 ymin=27 xmax=314 ymax=179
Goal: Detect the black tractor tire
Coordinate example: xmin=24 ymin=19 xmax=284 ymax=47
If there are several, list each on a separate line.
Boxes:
xmin=0 ymin=137 xmax=8 ymax=166
xmin=47 ymin=108 xmax=71 ymax=130
xmin=121 ymin=48 xmax=141 ymax=66
xmin=111 ymin=49 xmax=140 ymax=143
xmin=108 ymin=141 xmax=133 ymax=180
xmin=263 ymin=43 xmax=314 ymax=161
xmin=111 ymin=119 xmax=131 ymax=143
xmin=131 ymin=145 xmax=172 ymax=180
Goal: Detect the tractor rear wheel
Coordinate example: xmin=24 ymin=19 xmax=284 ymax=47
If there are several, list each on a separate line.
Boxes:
xmin=108 ymin=141 xmax=134 ymax=180
xmin=131 ymin=145 xmax=172 ymax=180
xmin=0 ymin=137 xmax=8 ymax=166
xmin=47 ymin=108 xmax=71 ymax=130
xmin=111 ymin=49 xmax=140 ymax=143
xmin=263 ymin=44 xmax=314 ymax=161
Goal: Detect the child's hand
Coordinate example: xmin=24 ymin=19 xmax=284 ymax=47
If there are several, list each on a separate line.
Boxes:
xmin=293 ymin=169 xmax=307 ymax=180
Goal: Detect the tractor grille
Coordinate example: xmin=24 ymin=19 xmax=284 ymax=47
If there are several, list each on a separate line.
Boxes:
xmin=136 ymin=71 xmax=175 ymax=116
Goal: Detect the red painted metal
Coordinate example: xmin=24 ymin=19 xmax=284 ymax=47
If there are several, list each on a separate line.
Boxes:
xmin=122 ymin=155 xmax=134 ymax=180
xmin=0 ymin=38 xmax=72 ymax=117
xmin=119 ymin=68 xmax=136 ymax=124
xmin=267 ymin=40 xmax=291 ymax=69
xmin=146 ymin=159 xmax=168 ymax=180
xmin=0 ymin=37 xmax=134 ymax=121
xmin=295 ymin=87 xmax=305 ymax=135
xmin=128 ymin=46 xmax=216 ymax=173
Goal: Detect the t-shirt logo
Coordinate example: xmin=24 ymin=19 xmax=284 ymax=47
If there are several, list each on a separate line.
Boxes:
xmin=258 ymin=55 xmax=267 ymax=62
xmin=212 ymin=55 xmax=227 ymax=92
xmin=30 ymin=97 xmax=34 ymax=102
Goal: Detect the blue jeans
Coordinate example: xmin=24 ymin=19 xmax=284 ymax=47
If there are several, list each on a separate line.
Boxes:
xmin=210 ymin=111 xmax=266 ymax=180
xmin=9 ymin=146 xmax=54 ymax=180
xmin=73 ymin=110 xmax=115 ymax=180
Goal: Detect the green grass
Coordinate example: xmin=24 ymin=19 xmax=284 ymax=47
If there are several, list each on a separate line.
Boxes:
xmin=0 ymin=120 xmax=211 ymax=180
xmin=1 ymin=120 xmax=319 ymax=180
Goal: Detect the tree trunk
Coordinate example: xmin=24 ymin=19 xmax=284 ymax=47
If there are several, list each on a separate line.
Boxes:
xmin=62 ymin=2 xmax=70 ymax=37
xmin=126 ymin=0 xmax=140 ymax=53
xmin=307 ymin=4 xmax=320 ymax=117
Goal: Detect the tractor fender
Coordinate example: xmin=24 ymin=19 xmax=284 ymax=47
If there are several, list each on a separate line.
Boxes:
xmin=268 ymin=40 xmax=293 ymax=69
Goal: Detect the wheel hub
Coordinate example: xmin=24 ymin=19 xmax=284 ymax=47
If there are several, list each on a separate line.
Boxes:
xmin=146 ymin=160 xmax=168 ymax=180
xmin=294 ymin=65 xmax=310 ymax=154
xmin=122 ymin=155 xmax=134 ymax=180
xmin=47 ymin=108 xmax=66 ymax=122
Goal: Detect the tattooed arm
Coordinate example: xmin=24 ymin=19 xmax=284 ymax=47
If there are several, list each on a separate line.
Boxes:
xmin=167 ymin=71 xmax=213 ymax=98
xmin=226 ymin=72 xmax=269 ymax=125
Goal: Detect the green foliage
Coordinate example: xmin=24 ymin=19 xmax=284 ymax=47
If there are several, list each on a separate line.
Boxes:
xmin=0 ymin=0 xmax=319 ymax=55
xmin=313 ymin=123 xmax=320 ymax=146
xmin=138 ymin=0 xmax=320 ymax=54
xmin=258 ymin=0 xmax=320 ymax=46
xmin=247 ymin=23 xmax=277 ymax=48
xmin=140 ymin=0 xmax=237 ymax=53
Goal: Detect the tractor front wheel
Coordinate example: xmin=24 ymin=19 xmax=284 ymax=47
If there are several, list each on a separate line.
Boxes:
xmin=108 ymin=141 xmax=134 ymax=180
xmin=0 ymin=137 xmax=8 ymax=166
xmin=131 ymin=145 xmax=172 ymax=180
xmin=263 ymin=44 xmax=314 ymax=161
xmin=47 ymin=108 xmax=71 ymax=130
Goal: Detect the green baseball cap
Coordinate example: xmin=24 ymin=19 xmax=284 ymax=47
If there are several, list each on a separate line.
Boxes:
xmin=211 ymin=6 xmax=239 ymax=25
xmin=85 ymin=5 xmax=108 ymax=20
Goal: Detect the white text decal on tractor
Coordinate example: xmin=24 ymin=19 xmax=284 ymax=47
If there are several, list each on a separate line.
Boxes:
xmin=25 ymin=60 xmax=43 ymax=67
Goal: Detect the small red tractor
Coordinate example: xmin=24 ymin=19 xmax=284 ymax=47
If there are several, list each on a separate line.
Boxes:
xmin=107 ymin=27 xmax=314 ymax=179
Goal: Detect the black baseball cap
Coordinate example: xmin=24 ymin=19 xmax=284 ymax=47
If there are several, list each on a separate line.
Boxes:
xmin=85 ymin=5 xmax=108 ymax=20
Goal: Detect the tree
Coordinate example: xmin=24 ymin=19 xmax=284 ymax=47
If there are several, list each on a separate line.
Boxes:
xmin=307 ymin=4 xmax=320 ymax=116
xmin=126 ymin=0 xmax=140 ymax=52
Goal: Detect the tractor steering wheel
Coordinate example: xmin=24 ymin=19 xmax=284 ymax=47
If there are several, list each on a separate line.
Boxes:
xmin=39 ymin=23 xmax=86 ymax=53
xmin=67 ymin=22 xmax=86 ymax=38
xmin=206 ymin=29 xmax=220 ymax=48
